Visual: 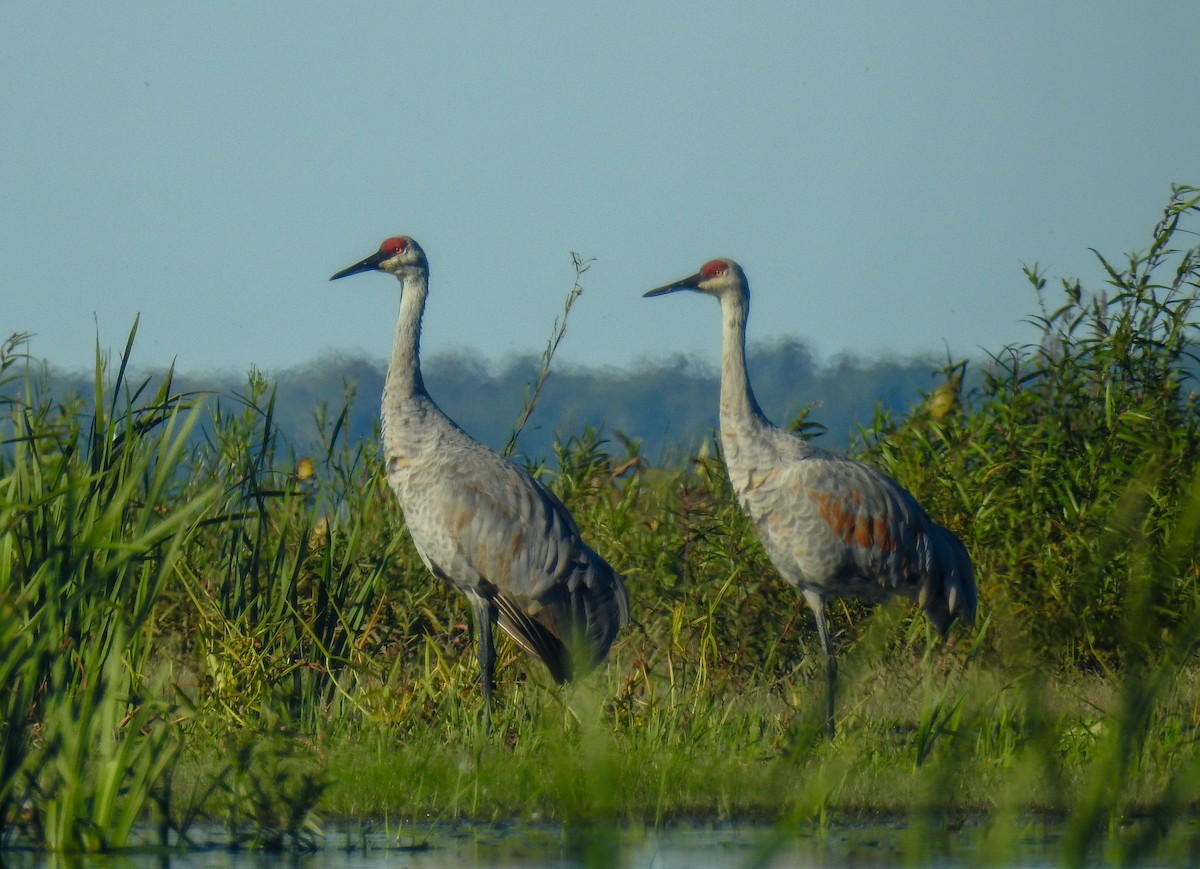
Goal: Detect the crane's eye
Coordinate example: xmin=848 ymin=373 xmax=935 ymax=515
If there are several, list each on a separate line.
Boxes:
xmin=380 ymin=237 xmax=408 ymax=255
xmin=700 ymin=260 xmax=727 ymax=278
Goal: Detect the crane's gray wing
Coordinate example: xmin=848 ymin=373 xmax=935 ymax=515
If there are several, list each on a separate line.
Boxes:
xmin=757 ymin=454 xmax=975 ymax=632
xmin=426 ymin=451 xmax=630 ymax=681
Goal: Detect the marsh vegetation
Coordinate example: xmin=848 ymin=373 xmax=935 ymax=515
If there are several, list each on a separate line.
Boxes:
xmin=1 ymin=186 xmax=1198 ymax=866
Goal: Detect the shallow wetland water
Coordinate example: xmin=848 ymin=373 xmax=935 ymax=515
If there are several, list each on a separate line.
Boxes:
xmin=6 ymin=816 xmax=1194 ymax=868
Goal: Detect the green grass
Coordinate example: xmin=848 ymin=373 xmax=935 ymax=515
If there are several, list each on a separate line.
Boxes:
xmin=1 ymin=185 xmax=1199 ymax=865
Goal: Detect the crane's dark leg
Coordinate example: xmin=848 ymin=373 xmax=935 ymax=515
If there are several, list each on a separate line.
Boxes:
xmin=470 ymin=595 xmax=497 ymax=729
xmin=803 ymin=589 xmax=837 ymax=739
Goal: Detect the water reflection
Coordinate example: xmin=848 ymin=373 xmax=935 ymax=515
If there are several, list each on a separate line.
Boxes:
xmin=0 ymin=818 xmax=1190 ymax=868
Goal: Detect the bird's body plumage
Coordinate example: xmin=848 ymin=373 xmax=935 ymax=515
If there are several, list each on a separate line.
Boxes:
xmin=722 ymin=418 xmax=973 ymax=634
xmin=333 ymin=237 xmax=628 ymax=698
xmin=646 ymin=258 xmax=975 ymax=735
xmin=383 ymin=391 xmax=627 ymax=681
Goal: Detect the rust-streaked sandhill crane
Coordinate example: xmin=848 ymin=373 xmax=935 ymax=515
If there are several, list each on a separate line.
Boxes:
xmin=331 ymin=237 xmax=629 ymax=705
xmin=644 ymin=258 xmax=976 ymax=737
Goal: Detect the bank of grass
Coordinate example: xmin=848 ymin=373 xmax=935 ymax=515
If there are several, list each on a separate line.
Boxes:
xmin=309 ymin=660 xmax=1200 ymax=820
xmin=2 ymin=185 xmax=1199 ymax=864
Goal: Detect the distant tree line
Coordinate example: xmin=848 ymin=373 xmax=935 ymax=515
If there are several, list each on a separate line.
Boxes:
xmin=18 ymin=337 xmax=957 ymax=466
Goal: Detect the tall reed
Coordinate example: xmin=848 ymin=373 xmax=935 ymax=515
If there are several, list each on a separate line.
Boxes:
xmin=0 ymin=322 xmax=217 ymax=849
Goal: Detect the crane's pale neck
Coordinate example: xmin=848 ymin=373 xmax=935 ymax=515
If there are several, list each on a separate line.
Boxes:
xmin=718 ymin=291 xmax=767 ymax=434
xmin=384 ymin=269 xmax=428 ymax=402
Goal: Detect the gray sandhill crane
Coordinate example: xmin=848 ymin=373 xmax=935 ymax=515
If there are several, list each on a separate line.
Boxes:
xmin=644 ymin=258 xmax=975 ymax=737
xmin=331 ymin=237 xmax=629 ymax=705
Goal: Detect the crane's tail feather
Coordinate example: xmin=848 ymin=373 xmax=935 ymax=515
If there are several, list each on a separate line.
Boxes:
xmin=572 ymin=556 xmax=631 ymax=672
xmin=493 ymin=592 xmax=574 ymax=683
xmin=922 ymin=525 xmax=977 ymax=636
xmin=491 ymin=559 xmax=630 ymax=685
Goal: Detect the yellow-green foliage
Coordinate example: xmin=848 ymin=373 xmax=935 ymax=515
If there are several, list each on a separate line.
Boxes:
xmin=862 ymin=184 xmax=1200 ymax=671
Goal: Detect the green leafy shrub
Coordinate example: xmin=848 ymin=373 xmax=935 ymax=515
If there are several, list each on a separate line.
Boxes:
xmin=863 ymin=184 xmax=1200 ymax=669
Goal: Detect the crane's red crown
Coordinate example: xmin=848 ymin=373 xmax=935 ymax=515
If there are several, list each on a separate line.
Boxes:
xmin=380 ymin=237 xmax=409 ymax=256
xmin=700 ymin=260 xmax=728 ymax=279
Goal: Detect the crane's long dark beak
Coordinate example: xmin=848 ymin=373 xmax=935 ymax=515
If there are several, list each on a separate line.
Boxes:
xmin=330 ymin=250 xmax=390 ymax=281
xmin=643 ymin=272 xmax=703 ymax=298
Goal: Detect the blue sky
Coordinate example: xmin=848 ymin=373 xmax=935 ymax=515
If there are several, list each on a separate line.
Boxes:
xmin=3 ymin=3 xmax=1198 ymax=377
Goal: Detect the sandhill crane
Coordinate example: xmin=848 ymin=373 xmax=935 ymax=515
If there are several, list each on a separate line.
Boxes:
xmin=331 ymin=237 xmax=629 ymax=707
xmin=644 ymin=259 xmax=976 ymax=737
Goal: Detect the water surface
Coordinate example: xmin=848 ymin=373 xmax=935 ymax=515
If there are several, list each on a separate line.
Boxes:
xmin=1 ymin=817 xmax=1189 ymax=868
